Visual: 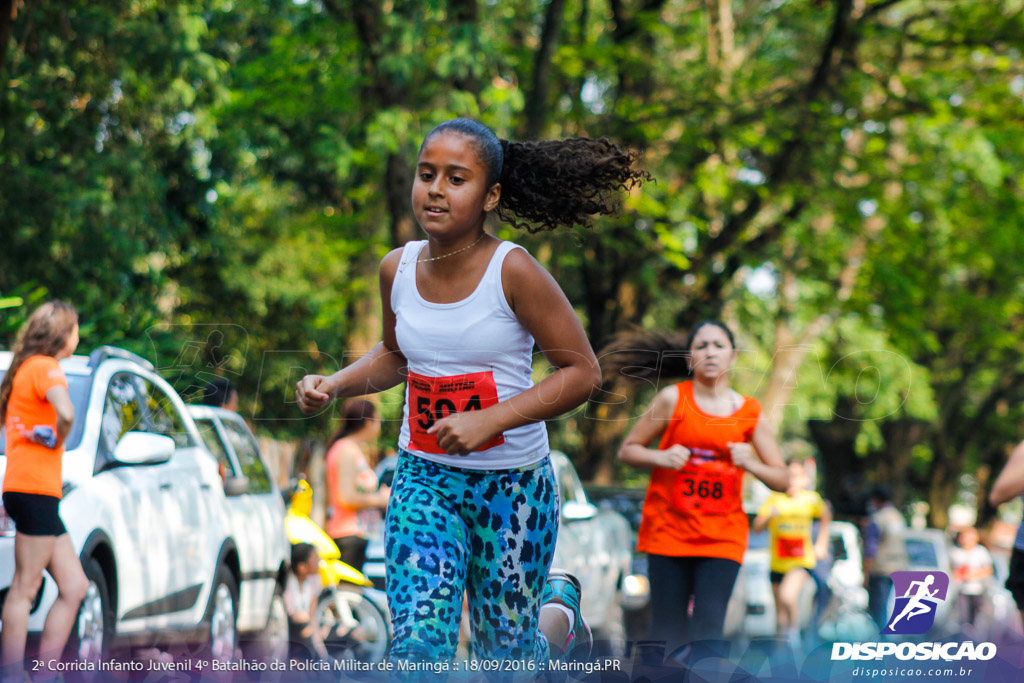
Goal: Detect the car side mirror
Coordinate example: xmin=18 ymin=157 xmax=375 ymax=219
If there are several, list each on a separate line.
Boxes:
xmin=562 ymin=501 xmax=598 ymax=521
xmin=114 ymin=432 xmax=174 ymax=466
xmin=224 ymin=476 xmax=249 ymax=497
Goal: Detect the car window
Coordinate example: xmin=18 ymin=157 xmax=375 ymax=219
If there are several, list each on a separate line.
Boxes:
xmin=830 ymin=533 xmax=849 ymax=561
xmin=905 ymin=537 xmax=939 ymax=568
xmin=138 ymin=378 xmax=196 ymax=449
xmin=193 ymin=417 xmax=235 ymax=478
xmin=220 ymin=418 xmax=272 ymax=494
xmin=0 ymin=370 xmax=91 ymax=454
xmin=98 ymin=373 xmax=147 ymax=464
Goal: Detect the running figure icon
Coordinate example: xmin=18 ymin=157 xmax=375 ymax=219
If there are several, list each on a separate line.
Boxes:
xmin=882 ymin=571 xmax=950 ymax=635
xmin=887 ymin=575 xmax=938 ymax=629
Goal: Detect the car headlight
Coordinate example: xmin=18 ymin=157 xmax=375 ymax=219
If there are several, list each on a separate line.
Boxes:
xmin=621 ymin=573 xmax=651 ymax=610
xmin=623 ymin=573 xmax=649 ymax=598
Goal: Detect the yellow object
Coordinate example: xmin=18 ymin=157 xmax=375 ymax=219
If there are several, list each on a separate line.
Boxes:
xmin=759 ymin=491 xmax=827 ymax=574
xmin=285 ymin=479 xmax=374 ymax=588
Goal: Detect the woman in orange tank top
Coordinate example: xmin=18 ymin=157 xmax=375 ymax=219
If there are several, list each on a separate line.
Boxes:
xmin=612 ymin=321 xmax=789 ymax=658
xmin=324 ymin=399 xmax=390 ymax=571
xmin=0 ymin=302 xmax=88 ymax=677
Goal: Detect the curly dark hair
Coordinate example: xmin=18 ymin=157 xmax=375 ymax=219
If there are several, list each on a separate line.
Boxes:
xmin=422 ymin=119 xmax=651 ymax=233
xmin=599 ymin=321 xmax=736 ymax=384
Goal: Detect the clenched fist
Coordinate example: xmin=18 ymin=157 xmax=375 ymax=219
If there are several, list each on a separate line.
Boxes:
xmin=296 ymin=374 xmax=334 ymax=415
xmin=728 ymin=441 xmax=757 ymax=471
xmin=656 ymin=444 xmax=691 ymax=470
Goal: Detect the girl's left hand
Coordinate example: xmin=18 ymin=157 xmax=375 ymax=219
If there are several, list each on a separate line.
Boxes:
xmin=728 ymin=441 xmax=756 ymax=471
xmin=427 ymin=411 xmax=499 ymax=456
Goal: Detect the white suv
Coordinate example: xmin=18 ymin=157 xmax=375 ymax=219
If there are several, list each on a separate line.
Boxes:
xmin=0 ymin=346 xmax=289 ymax=660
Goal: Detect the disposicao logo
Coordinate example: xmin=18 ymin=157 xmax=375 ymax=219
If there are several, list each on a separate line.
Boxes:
xmin=881 ymin=571 xmax=949 ymax=636
xmin=831 ymin=570 xmax=996 ymax=663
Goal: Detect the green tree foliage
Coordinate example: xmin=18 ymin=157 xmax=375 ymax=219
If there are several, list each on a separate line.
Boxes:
xmin=2 ymin=0 xmax=1023 ymax=521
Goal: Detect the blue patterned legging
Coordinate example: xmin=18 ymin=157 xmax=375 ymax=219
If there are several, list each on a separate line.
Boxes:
xmin=384 ymin=450 xmax=559 ymax=663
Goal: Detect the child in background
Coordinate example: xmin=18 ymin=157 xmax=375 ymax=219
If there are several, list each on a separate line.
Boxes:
xmin=951 ymin=527 xmax=993 ymax=634
xmin=285 ymin=543 xmax=327 ymax=662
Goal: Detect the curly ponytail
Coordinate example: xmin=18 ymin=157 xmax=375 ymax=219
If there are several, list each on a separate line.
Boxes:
xmin=422 ymin=119 xmax=650 ymax=233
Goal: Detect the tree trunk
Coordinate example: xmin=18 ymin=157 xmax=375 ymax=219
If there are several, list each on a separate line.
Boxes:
xmin=0 ymin=0 xmax=17 ymax=79
xmin=926 ymin=446 xmax=957 ymax=529
xmin=522 ymin=0 xmax=567 ymax=139
xmin=386 ymin=153 xmax=417 ymax=247
xmin=807 ymin=397 xmax=864 ymax=518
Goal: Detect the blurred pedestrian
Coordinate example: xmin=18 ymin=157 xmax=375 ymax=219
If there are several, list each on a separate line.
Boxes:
xmin=753 ymin=459 xmax=832 ymax=643
xmin=612 ymin=322 xmax=789 ymax=656
xmin=950 ymin=527 xmax=993 ymax=634
xmin=988 ymin=440 xmax=1024 ymax=630
xmin=324 ymin=399 xmax=389 ymax=572
xmin=0 ymin=302 xmax=88 ymax=678
xmin=863 ymin=486 xmax=908 ymax=629
xmin=202 ymin=377 xmax=238 ymax=412
xmin=374 ymin=447 xmax=399 ymax=488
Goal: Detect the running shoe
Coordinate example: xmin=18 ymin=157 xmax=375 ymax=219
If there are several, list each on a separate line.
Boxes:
xmin=542 ymin=570 xmax=593 ymax=659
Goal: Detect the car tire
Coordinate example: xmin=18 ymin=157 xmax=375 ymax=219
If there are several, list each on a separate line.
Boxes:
xmin=67 ymin=557 xmax=114 ymax=662
xmin=592 ymin=585 xmax=627 ymax=658
xmin=204 ymin=565 xmax=239 ymax=661
xmin=245 ymin=582 xmax=288 ymax=661
xmin=316 ymin=587 xmax=390 ymax=662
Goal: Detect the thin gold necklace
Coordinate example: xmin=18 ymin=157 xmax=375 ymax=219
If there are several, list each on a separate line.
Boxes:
xmin=418 ymin=233 xmax=486 ymax=263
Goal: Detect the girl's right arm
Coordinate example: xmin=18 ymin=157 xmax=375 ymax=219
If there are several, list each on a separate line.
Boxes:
xmin=296 ymin=250 xmax=408 ymax=415
xmin=617 ymin=385 xmax=691 ymax=470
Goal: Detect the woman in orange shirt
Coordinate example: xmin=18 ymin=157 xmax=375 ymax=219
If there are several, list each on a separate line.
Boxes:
xmin=0 ymin=302 xmax=88 ymax=674
xmin=324 ymin=399 xmax=390 ymax=571
xmin=614 ymin=321 xmax=788 ymax=655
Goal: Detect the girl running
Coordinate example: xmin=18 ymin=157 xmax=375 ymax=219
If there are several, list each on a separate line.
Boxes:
xmin=296 ymin=118 xmax=647 ymax=665
xmin=610 ymin=322 xmax=789 ymax=654
xmin=752 ymin=459 xmax=831 ymax=641
xmin=324 ymin=399 xmax=389 ymax=572
xmin=0 ymin=302 xmax=88 ymax=676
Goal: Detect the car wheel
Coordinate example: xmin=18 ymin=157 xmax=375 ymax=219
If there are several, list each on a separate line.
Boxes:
xmin=204 ymin=566 xmax=239 ymax=661
xmin=592 ymin=586 xmax=627 ymax=658
xmin=68 ymin=558 xmax=113 ymax=662
xmin=246 ymin=583 xmax=288 ymax=661
xmin=317 ymin=587 xmax=390 ymax=662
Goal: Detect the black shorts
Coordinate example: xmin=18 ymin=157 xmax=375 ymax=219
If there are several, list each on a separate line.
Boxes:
xmin=1007 ymin=548 xmax=1024 ymax=610
xmin=2 ymin=491 xmax=67 ymax=536
xmin=770 ymin=566 xmax=814 ymax=584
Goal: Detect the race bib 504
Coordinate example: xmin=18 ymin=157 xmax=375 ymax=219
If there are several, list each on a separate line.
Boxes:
xmin=407 ymin=370 xmax=505 ymax=454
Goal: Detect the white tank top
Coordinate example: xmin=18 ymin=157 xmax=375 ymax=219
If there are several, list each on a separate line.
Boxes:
xmin=392 ymin=240 xmax=549 ymax=470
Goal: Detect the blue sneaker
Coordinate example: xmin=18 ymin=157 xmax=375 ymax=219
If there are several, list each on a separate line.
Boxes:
xmin=542 ymin=570 xmax=592 ymax=658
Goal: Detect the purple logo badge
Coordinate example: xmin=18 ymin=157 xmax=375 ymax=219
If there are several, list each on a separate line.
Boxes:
xmin=882 ymin=571 xmax=950 ymax=635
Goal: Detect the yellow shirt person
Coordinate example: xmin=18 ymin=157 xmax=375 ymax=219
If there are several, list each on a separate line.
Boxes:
xmin=753 ymin=459 xmax=832 ymax=638
xmin=759 ymin=490 xmax=828 ymax=574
